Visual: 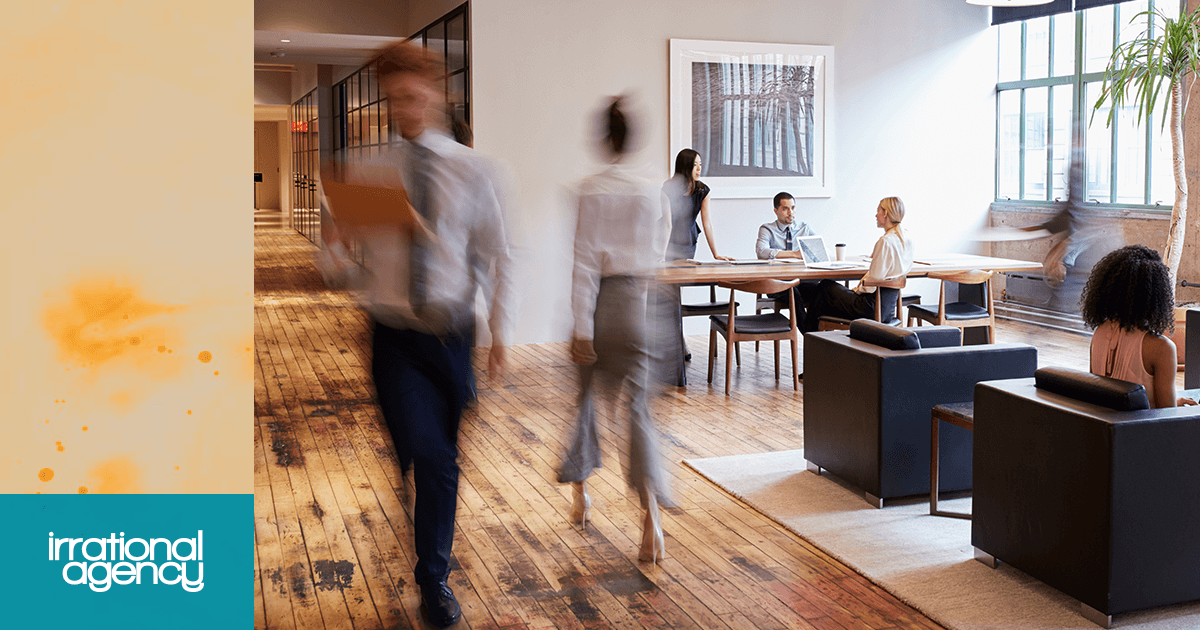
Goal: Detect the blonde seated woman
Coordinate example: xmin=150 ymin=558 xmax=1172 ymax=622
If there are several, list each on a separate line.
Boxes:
xmin=1080 ymin=245 xmax=1197 ymax=408
xmin=802 ymin=197 xmax=913 ymax=340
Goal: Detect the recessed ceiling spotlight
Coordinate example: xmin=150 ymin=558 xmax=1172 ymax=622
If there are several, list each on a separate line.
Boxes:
xmin=280 ymin=39 xmax=290 ymax=43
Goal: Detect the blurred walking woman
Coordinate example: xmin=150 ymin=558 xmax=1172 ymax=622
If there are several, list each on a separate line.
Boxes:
xmin=803 ymin=197 xmax=914 ymax=334
xmin=663 ymin=149 xmax=733 ymax=261
xmin=560 ymin=97 xmax=672 ymax=563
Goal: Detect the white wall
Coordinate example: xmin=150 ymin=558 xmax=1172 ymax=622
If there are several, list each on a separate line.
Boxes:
xmin=470 ymin=0 xmax=999 ymax=344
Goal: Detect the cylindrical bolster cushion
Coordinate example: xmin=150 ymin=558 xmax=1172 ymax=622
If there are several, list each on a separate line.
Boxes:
xmin=911 ymin=326 xmax=962 ymax=349
xmin=1033 ymin=366 xmax=1151 ymax=411
xmin=848 ymin=319 xmax=920 ymax=350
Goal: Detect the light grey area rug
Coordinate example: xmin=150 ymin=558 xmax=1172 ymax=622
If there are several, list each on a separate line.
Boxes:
xmin=683 ymin=449 xmax=1200 ymax=630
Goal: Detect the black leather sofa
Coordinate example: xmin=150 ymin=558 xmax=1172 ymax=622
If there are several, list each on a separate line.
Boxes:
xmin=972 ymin=367 xmax=1200 ymax=628
xmin=803 ymin=320 xmax=1038 ymax=506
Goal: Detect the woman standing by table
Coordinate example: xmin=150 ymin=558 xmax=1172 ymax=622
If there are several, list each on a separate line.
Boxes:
xmin=662 ymin=149 xmax=733 ymax=364
xmin=663 ymin=149 xmax=733 ymax=262
xmin=804 ymin=197 xmax=914 ymax=334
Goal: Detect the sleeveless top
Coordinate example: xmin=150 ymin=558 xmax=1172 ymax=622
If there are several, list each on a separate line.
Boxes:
xmin=1090 ymin=320 xmax=1156 ymax=408
xmin=663 ymin=178 xmax=709 ymax=259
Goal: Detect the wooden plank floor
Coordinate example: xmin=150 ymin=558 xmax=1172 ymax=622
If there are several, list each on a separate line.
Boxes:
xmin=254 ymin=226 xmax=1105 ymax=630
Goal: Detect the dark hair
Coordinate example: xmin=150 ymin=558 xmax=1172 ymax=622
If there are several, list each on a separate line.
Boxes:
xmin=451 ymin=117 xmax=472 ymax=146
xmin=1080 ymin=244 xmax=1174 ymax=335
xmin=604 ymin=97 xmax=630 ymax=155
xmin=673 ymin=149 xmax=701 ymax=193
xmin=773 ymin=192 xmax=794 ymax=208
xmin=376 ymin=42 xmax=440 ymax=82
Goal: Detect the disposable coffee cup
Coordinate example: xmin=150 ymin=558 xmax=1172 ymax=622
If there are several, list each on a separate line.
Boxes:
xmin=835 ymin=244 xmax=846 ymax=261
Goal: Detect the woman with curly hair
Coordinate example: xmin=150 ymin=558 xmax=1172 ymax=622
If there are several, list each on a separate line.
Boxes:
xmin=1081 ymin=245 xmax=1196 ymax=408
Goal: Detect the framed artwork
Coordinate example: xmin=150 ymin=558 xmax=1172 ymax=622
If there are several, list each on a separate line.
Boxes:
xmin=670 ymin=39 xmax=833 ymax=199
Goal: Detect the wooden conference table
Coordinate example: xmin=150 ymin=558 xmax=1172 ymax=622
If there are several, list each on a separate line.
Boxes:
xmin=659 ymin=253 xmax=1044 ymax=284
xmin=658 ymin=253 xmax=1044 ymax=386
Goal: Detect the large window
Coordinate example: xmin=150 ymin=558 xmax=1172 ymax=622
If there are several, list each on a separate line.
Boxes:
xmin=997 ymin=0 xmax=1177 ymax=207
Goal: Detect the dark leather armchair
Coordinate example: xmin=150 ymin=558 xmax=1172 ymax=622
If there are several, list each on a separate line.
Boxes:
xmin=803 ymin=320 xmax=1038 ymax=507
xmin=972 ymin=368 xmax=1200 ymax=628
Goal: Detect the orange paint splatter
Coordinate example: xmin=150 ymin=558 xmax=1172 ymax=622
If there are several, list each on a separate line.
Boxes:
xmin=89 ymin=457 xmax=141 ymax=493
xmin=40 ymin=279 xmax=179 ymax=367
xmin=157 ymin=346 xmax=166 ymax=353
xmin=174 ymin=466 xmax=180 ymax=471
xmin=81 ymin=426 xmax=88 ymax=431
xmin=168 ymin=349 xmax=173 ymax=354
xmin=38 ymin=468 xmax=54 ymax=482
xmin=55 ymin=441 xmax=64 ymax=452
xmin=78 ymin=486 xmax=88 ymax=494
xmin=186 ymin=410 xmax=192 ymax=415
xmin=44 ymin=419 xmax=49 ymax=424
xmin=197 ymin=350 xmax=212 ymax=363
xmin=213 ymin=371 xmax=220 ymax=376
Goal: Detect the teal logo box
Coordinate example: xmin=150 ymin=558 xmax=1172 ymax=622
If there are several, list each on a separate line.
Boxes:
xmin=1 ymin=494 xmax=252 ymax=629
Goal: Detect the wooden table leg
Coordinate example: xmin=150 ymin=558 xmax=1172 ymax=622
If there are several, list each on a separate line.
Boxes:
xmin=930 ymin=415 xmax=939 ymax=516
xmin=930 ymin=411 xmax=971 ymax=519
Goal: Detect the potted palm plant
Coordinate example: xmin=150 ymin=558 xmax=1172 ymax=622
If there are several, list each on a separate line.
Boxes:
xmin=1094 ymin=4 xmax=1200 ymax=365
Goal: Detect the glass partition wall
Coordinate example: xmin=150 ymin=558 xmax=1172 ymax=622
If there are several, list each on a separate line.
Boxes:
xmin=289 ymin=4 xmax=469 ymax=247
xmin=290 ymin=89 xmax=320 ymax=244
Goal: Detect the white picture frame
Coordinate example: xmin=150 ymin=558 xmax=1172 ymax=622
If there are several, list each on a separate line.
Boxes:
xmin=670 ymin=38 xmax=833 ymax=199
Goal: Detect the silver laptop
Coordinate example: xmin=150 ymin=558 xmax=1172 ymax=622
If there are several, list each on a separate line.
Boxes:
xmin=797 ymin=236 xmax=866 ymax=269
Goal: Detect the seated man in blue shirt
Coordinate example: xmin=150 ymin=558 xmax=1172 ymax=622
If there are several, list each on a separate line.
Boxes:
xmin=756 ymin=192 xmax=821 ymax=331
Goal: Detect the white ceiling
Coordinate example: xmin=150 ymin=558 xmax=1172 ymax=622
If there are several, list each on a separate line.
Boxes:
xmin=254 ymin=30 xmax=403 ymax=66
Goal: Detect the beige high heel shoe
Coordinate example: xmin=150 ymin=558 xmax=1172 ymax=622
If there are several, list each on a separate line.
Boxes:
xmin=639 ymin=494 xmax=665 ymax=564
xmin=571 ymin=482 xmax=593 ymax=531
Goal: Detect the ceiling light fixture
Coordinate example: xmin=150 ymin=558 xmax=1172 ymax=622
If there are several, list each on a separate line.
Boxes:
xmin=280 ymin=39 xmax=290 ymax=43
xmin=966 ymin=0 xmax=1052 ymax=6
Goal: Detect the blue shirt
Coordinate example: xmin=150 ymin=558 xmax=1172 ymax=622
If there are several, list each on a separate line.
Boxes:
xmin=756 ymin=220 xmax=815 ymax=259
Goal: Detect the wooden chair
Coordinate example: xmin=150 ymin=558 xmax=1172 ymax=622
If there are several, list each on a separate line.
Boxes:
xmin=906 ymin=270 xmax=996 ymax=343
xmin=681 ymin=282 xmax=740 ymax=364
xmin=754 ymin=293 xmax=781 ymax=352
xmin=816 ymin=276 xmax=907 ymax=332
xmin=708 ymin=279 xmax=800 ymax=395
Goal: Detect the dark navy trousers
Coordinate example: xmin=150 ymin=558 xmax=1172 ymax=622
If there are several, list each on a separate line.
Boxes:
xmin=371 ymin=322 xmax=473 ymax=587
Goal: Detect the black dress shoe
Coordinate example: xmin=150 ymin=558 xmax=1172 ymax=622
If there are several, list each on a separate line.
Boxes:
xmin=684 ymin=353 xmax=692 ymax=362
xmin=420 ymin=581 xmax=462 ymax=628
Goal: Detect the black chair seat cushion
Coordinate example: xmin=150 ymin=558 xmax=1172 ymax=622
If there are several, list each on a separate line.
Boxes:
xmin=1033 ymin=366 xmax=1151 ymax=411
xmin=682 ymin=301 xmax=739 ymax=317
xmin=710 ymin=313 xmax=792 ymax=335
xmin=909 ymin=302 xmax=989 ymax=321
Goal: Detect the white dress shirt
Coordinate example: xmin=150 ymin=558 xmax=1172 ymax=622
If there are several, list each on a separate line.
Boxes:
xmin=571 ymin=164 xmax=671 ymax=341
xmin=854 ymin=228 xmax=914 ymax=294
